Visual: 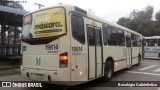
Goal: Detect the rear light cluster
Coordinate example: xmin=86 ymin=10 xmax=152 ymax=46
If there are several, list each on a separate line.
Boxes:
xmin=59 ymin=52 xmax=68 ymax=68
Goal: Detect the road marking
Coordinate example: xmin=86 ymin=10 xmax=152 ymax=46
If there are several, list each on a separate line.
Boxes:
xmin=138 ymin=65 xmax=157 ymax=70
xmin=126 ymin=71 xmax=160 ymax=76
xmin=153 ymin=68 xmax=160 ymax=72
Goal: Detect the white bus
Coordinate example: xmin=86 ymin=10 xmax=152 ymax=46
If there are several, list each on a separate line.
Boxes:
xmin=21 ymin=4 xmax=143 ymax=86
xmin=143 ymin=36 xmax=160 ymax=59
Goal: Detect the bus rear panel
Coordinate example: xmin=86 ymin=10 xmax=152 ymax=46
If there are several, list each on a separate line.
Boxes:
xmin=21 ymin=6 xmax=72 ymax=85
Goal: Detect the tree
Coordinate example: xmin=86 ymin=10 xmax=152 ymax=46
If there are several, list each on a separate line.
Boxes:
xmin=117 ymin=17 xmax=130 ymax=26
xmin=136 ymin=19 xmax=154 ymax=36
xmin=117 ymin=5 xmax=155 ymax=36
xmin=127 ymin=5 xmax=154 ymax=20
xmin=155 ymin=11 xmax=160 ymax=21
xmin=129 ymin=9 xmax=138 ymax=19
xmin=133 ymin=5 xmax=154 ymax=20
xmin=125 ymin=20 xmax=138 ymax=31
xmin=145 ymin=5 xmax=154 ymax=20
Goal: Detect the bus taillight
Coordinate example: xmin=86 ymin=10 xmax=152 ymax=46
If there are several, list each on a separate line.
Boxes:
xmin=59 ymin=52 xmax=68 ymax=68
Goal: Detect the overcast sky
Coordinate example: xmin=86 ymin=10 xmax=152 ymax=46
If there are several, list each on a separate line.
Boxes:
xmin=21 ymin=0 xmax=160 ymax=22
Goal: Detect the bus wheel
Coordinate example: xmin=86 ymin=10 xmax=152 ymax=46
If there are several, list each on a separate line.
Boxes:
xmin=104 ymin=61 xmax=113 ymax=81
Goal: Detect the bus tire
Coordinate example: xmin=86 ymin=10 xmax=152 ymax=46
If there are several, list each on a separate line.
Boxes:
xmin=104 ymin=61 xmax=113 ymax=81
xmin=159 ymin=53 xmax=160 ymax=58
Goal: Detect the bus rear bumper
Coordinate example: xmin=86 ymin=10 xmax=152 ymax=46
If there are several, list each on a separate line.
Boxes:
xmin=20 ymin=66 xmax=71 ymax=86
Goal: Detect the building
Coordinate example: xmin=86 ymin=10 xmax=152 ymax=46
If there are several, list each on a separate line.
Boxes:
xmin=0 ymin=5 xmax=28 ymax=59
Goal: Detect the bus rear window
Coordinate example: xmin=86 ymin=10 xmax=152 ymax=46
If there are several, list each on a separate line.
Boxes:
xmin=22 ymin=7 xmax=66 ymax=39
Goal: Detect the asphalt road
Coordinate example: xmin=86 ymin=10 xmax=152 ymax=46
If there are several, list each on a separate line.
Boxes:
xmin=1 ymin=59 xmax=160 ymax=90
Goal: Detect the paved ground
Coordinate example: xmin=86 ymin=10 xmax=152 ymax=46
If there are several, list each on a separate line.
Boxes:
xmin=0 ymin=59 xmax=160 ymax=90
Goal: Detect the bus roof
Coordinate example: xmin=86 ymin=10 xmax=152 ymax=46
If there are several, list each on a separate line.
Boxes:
xmin=25 ymin=4 xmax=143 ymax=37
xmin=144 ymin=36 xmax=160 ymax=39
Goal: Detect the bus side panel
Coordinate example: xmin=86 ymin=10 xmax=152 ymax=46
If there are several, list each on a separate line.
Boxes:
xmin=103 ymin=46 xmax=119 ymax=72
xmin=117 ymin=47 xmax=127 ymax=70
xmin=144 ymin=47 xmax=159 ymax=58
xmin=70 ymin=37 xmax=88 ymax=82
xmin=132 ymin=47 xmax=139 ymax=65
xmin=70 ymin=15 xmax=88 ymax=84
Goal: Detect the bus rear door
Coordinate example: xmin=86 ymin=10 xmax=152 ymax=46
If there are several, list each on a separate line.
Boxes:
xmin=87 ymin=25 xmax=102 ymax=79
xmin=126 ymin=33 xmax=132 ymax=66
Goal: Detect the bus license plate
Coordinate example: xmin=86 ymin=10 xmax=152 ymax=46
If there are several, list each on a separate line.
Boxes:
xmin=35 ymin=74 xmax=44 ymax=79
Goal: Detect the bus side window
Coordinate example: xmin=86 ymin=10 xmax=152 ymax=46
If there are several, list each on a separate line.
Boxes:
xmin=117 ymin=29 xmax=125 ymax=46
xmin=145 ymin=39 xmax=149 ymax=46
xmin=102 ymin=24 xmax=112 ymax=46
xmin=148 ymin=39 xmax=157 ymax=46
xmin=145 ymin=41 xmax=148 ymax=46
xmin=126 ymin=36 xmax=131 ymax=47
xmin=87 ymin=27 xmax=95 ymax=46
xmin=158 ymin=39 xmax=160 ymax=46
xmin=131 ymin=34 xmax=137 ymax=47
xmin=155 ymin=43 xmax=158 ymax=46
xmin=71 ymin=15 xmax=85 ymax=44
xmin=102 ymin=24 xmax=108 ymax=45
xmin=108 ymin=27 xmax=117 ymax=46
xmin=137 ymin=36 xmax=142 ymax=47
